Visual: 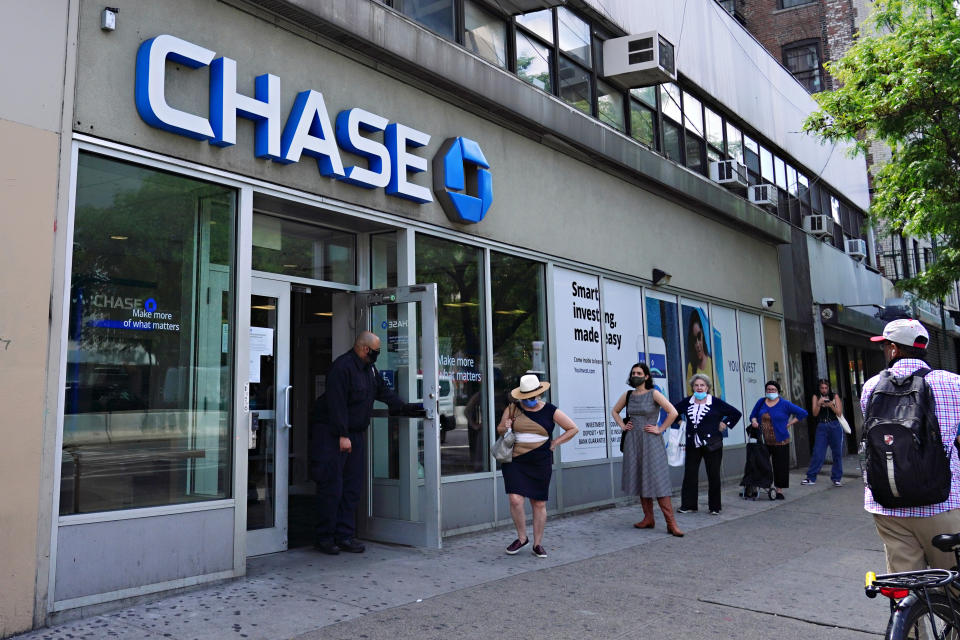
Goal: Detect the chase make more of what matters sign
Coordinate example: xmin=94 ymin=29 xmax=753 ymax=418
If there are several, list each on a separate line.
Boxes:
xmin=134 ymin=34 xmax=492 ymax=223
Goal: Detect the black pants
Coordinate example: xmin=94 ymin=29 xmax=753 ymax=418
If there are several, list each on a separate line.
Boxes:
xmin=767 ymin=443 xmax=790 ymax=489
xmin=311 ymin=429 xmax=365 ymax=543
xmin=681 ymin=445 xmax=723 ymax=512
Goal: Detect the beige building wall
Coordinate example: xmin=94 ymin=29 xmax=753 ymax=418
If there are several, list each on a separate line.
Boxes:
xmin=0 ymin=1 xmax=72 ymax=636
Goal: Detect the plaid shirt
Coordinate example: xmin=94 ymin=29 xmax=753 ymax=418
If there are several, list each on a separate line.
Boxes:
xmin=860 ymin=358 xmax=960 ymax=517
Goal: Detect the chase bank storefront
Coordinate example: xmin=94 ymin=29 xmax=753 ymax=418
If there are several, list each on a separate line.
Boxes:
xmin=48 ymin=0 xmax=790 ymax=616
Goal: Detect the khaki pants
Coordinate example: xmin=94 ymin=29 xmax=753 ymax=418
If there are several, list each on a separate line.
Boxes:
xmin=873 ymin=509 xmax=960 ymax=572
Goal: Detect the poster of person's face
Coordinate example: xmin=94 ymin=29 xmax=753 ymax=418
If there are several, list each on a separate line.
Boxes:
xmin=681 ymin=300 xmax=718 ymax=398
xmin=601 ymin=279 xmax=644 ymax=458
xmin=643 ymin=291 xmax=683 ymax=405
xmin=552 ymin=267 xmax=607 ymax=462
xmin=711 ymin=305 xmax=746 ymax=445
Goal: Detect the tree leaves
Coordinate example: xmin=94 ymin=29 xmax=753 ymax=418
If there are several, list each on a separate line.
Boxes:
xmin=804 ymin=0 xmax=960 ymax=299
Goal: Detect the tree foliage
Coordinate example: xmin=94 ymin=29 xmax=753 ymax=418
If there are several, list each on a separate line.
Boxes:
xmin=803 ymin=0 xmax=960 ymax=299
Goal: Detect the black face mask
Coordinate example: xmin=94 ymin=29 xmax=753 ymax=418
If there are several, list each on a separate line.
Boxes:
xmin=367 ymin=348 xmax=380 ymax=364
xmin=629 ymin=376 xmax=645 ymax=388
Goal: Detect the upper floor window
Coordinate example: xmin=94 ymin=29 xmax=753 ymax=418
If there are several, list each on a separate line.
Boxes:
xmin=779 ymin=0 xmax=815 ymax=8
xmin=783 ymin=40 xmax=822 ymax=93
xmin=464 ymin=1 xmax=508 ymax=67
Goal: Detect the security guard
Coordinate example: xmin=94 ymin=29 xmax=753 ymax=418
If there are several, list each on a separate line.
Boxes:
xmin=310 ymin=330 xmax=422 ymax=554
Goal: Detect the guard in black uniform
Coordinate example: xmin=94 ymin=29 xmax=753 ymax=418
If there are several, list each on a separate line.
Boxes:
xmin=311 ymin=330 xmax=422 ymax=554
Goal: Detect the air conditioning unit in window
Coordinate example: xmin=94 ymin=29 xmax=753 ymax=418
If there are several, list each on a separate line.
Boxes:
xmin=709 ymin=160 xmax=748 ymax=190
xmin=846 ymin=238 xmax=868 ymax=260
xmin=803 ymin=214 xmax=834 ymax=238
xmin=479 ymin=0 xmax=566 ymax=14
xmin=748 ymin=184 xmax=779 ymax=209
xmin=602 ymin=32 xmax=676 ymax=88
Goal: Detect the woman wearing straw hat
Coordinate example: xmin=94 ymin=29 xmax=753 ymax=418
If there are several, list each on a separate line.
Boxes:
xmin=496 ymin=374 xmax=579 ymax=558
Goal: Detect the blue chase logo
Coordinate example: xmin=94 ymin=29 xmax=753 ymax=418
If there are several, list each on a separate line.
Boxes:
xmin=432 ymin=137 xmax=493 ymax=224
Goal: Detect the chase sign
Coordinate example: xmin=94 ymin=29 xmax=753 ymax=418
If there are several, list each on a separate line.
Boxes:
xmin=134 ymin=34 xmax=492 ymax=221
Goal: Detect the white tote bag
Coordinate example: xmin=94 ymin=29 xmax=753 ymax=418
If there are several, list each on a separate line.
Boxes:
xmin=666 ymin=423 xmax=686 ymax=467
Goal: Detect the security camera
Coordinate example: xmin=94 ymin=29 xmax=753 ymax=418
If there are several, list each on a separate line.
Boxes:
xmin=762 ymin=297 xmax=776 ymax=308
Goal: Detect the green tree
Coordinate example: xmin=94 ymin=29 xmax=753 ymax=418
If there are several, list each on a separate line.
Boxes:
xmin=802 ymin=0 xmax=960 ymax=299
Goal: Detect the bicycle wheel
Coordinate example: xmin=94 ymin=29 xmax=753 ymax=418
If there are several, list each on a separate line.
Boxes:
xmin=886 ymin=593 xmax=960 ymax=640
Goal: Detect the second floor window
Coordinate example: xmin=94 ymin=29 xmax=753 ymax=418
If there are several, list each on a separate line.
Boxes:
xmin=783 ymin=40 xmax=822 ymax=93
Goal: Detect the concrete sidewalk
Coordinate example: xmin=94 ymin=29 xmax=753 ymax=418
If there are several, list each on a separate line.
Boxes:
xmin=14 ymin=456 xmax=862 ymax=640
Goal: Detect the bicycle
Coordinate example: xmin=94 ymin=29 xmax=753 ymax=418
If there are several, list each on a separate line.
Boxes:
xmin=865 ymin=533 xmax=960 ymax=639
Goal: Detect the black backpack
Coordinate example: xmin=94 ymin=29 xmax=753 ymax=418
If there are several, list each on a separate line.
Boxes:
xmin=860 ymin=368 xmax=952 ymax=508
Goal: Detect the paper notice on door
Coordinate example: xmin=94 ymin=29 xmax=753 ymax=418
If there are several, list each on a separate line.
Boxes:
xmin=249 ymin=327 xmax=274 ymax=383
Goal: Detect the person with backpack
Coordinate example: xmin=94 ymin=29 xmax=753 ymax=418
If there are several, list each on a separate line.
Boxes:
xmin=861 ymin=318 xmax=960 ymax=573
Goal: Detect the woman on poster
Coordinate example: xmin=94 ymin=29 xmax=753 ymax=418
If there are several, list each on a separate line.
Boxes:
xmin=685 ymin=309 xmax=720 ymax=398
xmin=612 ymin=362 xmax=684 ymax=536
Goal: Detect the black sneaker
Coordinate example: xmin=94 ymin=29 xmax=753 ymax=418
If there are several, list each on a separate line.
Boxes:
xmin=677 ymin=507 xmax=698 ymax=514
xmin=505 ymin=538 xmax=529 ymax=555
xmin=531 ymin=544 xmax=547 ymax=558
xmin=314 ymin=540 xmax=340 ymax=555
xmin=335 ymin=538 xmax=366 ymax=553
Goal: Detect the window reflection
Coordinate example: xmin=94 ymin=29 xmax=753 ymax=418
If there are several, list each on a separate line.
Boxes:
xmin=252 ymin=214 xmax=356 ymax=284
xmin=598 ymin=81 xmax=625 ymax=131
xmin=62 ymin=153 xmax=235 ymax=514
xmin=464 ymin=1 xmax=507 ymax=67
xmin=400 ymin=0 xmax=455 ymax=39
xmin=516 ymin=9 xmax=554 ymax=43
xmin=557 ymin=7 xmax=591 ymax=67
xmin=415 ymin=235 xmax=487 ymax=475
xmin=516 ymin=31 xmax=552 ymax=92
xmin=491 ymin=252 xmax=548 ymax=465
xmin=559 ymin=56 xmax=592 ymax=114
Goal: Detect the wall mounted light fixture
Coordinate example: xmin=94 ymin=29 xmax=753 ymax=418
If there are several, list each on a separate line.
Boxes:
xmin=652 ymin=268 xmax=671 ymax=286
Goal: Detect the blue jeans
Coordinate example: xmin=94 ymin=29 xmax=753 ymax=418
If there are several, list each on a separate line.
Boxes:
xmin=805 ymin=420 xmax=844 ymax=482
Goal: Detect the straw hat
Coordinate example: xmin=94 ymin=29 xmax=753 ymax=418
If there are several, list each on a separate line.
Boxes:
xmin=510 ymin=374 xmax=550 ymax=400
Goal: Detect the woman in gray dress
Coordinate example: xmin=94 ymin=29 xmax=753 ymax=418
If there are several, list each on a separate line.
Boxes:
xmin=612 ymin=362 xmax=683 ymax=537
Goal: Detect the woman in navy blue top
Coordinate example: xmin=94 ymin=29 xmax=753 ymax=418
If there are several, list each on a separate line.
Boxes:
xmin=748 ymin=380 xmax=808 ymax=499
xmin=673 ymin=373 xmax=742 ymax=515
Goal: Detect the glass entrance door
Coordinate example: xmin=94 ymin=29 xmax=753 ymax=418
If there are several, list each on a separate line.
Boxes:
xmin=355 ymin=285 xmax=441 ymax=548
xmin=247 ymin=278 xmax=291 ymax=555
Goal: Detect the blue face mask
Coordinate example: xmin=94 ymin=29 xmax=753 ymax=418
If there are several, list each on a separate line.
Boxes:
xmin=766 ymin=392 xmax=779 ymax=400
xmin=693 ymin=391 xmax=708 ymax=401
xmin=521 ymin=398 xmax=538 ymax=408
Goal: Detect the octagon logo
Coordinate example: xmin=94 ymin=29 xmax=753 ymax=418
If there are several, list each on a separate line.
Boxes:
xmin=433 ymin=137 xmax=493 ymax=224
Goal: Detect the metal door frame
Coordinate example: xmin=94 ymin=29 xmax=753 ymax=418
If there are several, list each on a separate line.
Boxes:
xmin=246 ymin=277 xmax=292 ymax=556
xmin=355 ymin=284 xmax=441 ymax=548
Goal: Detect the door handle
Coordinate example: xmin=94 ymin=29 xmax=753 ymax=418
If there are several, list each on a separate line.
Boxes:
xmin=283 ymin=385 xmax=293 ymax=428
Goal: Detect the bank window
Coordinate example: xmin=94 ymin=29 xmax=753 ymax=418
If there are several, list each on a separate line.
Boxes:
xmin=516 ymin=30 xmax=552 ymax=92
xmin=464 ymin=0 xmax=507 ymax=67
xmin=490 ymin=252 xmax=548 ymax=465
xmin=773 ymin=156 xmax=786 ymax=190
xmin=662 ymin=120 xmax=683 ymax=163
xmin=415 ymin=235 xmax=488 ymax=475
xmin=559 ymin=55 xmax=592 ymax=115
xmin=62 ymin=153 xmax=236 ymax=514
xmin=725 ymin=122 xmax=743 ymax=163
xmin=251 ymin=214 xmax=356 ymax=284
xmin=629 ymin=98 xmax=657 ymax=148
xmin=598 ymin=80 xmax=625 ymax=132
xmin=743 ymin=135 xmax=760 ymax=184
xmin=783 ymin=40 xmax=822 ymax=93
xmin=395 ymin=0 xmax=456 ymax=40
xmin=705 ymin=106 xmax=724 ymax=160
xmin=516 ymin=8 xmax=553 ymax=43
xmin=557 ymin=7 xmax=591 ymax=66
xmin=759 ymin=145 xmax=774 ymax=183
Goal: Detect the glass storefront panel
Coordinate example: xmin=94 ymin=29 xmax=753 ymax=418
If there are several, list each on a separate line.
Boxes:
xmin=62 ymin=153 xmax=235 ymax=514
xmin=415 ymin=235 xmax=487 ymax=475
xmin=491 ymin=252 xmax=548 ymax=462
xmin=371 ymin=232 xmax=398 ymax=289
xmin=252 ymin=214 xmax=356 ymax=284
xmin=465 ymin=0 xmax=507 ymax=68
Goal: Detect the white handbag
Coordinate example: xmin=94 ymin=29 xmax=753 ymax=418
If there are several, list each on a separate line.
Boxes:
xmin=666 ymin=423 xmax=686 ymax=467
xmin=837 ymin=414 xmax=852 ymax=435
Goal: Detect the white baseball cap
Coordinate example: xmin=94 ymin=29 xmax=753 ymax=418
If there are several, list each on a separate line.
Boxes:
xmin=870 ymin=318 xmax=929 ymax=349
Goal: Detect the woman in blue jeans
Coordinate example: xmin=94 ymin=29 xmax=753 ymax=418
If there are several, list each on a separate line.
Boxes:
xmin=802 ymin=379 xmax=845 ymax=487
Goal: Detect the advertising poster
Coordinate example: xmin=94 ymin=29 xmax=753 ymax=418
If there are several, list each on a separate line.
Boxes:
xmin=680 ymin=299 xmax=719 ymax=398
xmin=738 ymin=312 xmax=766 ymax=423
xmin=552 ymin=267 xmax=607 ymax=462
xmin=711 ymin=305 xmax=746 ymax=446
xmin=601 ymin=279 xmax=645 ymax=457
xmin=643 ymin=291 xmax=683 ymax=406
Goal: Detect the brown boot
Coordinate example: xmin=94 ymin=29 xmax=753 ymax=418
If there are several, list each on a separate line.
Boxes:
xmin=658 ymin=497 xmax=685 ymax=537
xmin=633 ymin=498 xmax=655 ymax=529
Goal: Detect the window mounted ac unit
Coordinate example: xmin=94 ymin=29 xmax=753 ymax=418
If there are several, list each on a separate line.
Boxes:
xmin=480 ymin=0 xmax=566 ymax=14
xmin=845 ymin=238 xmax=867 ymax=260
xmin=602 ymin=32 xmax=676 ymax=88
xmin=709 ymin=160 xmax=748 ymax=190
xmin=748 ymin=184 xmax=779 ymax=209
xmin=803 ymin=214 xmax=834 ymax=238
